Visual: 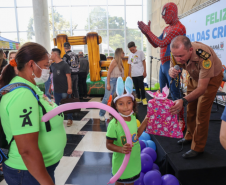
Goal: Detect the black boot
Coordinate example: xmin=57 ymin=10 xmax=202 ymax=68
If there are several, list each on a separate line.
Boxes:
xmin=177 ymin=138 xmax=192 ymax=145
xmin=182 ymin=149 xmax=203 ymax=159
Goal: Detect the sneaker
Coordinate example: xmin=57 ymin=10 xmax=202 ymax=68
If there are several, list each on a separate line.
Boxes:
xmin=100 ymin=116 xmax=105 ymax=121
xmin=67 ymin=119 xmax=73 ymax=127
xmin=136 ymin=98 xmax=142 ymax=103
xmin=142 ymin=98 xmax=148 ymax=105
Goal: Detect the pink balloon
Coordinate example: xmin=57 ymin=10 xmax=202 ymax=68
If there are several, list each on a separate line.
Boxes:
xmin=42 ymin=102 xmax=132 ymax=184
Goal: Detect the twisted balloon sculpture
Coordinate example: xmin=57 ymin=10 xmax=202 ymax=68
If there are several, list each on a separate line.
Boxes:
xmin=42 ymin=102 xmax=132 ymax=184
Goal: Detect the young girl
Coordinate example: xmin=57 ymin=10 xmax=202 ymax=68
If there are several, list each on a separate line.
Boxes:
xmin=106 ymin=77 xmax=148 ymax=185
xmin=99 ymin=48 xmax=125 ymax=121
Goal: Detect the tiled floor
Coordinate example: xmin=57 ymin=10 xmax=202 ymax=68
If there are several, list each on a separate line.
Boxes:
xmin=0 ymin=97 xmax=114 ymax=185
xmin=65 ymin=152 xmax=113 ymax=185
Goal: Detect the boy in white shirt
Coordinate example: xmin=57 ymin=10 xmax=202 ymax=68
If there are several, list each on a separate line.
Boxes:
xmin=128 ymin=41 xmax=147 ymax=105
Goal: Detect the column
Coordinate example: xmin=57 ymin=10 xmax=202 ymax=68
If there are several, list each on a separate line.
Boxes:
xmin=146 ymin=0 xmax=152 ymax=87
xmin=32 ymin=0 xmax=51 ymax=53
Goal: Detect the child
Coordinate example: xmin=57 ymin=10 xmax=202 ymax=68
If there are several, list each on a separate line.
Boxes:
xmin=99 ymin=48 xmax=125 ymax=121
xmin=128 ymin=41 xmax=147 ymax=105
xmin=106 ymin=77 xmax=148 ymax=185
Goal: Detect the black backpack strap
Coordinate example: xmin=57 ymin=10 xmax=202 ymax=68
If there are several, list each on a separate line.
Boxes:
xmin=6 ymin=138 xmax=14 ymax=150
xmin=38 ymin=101 xmax=51 ymax=132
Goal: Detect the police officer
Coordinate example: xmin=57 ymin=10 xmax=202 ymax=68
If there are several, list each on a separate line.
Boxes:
xmin=169 ymin=35 xmax=223 ymax=159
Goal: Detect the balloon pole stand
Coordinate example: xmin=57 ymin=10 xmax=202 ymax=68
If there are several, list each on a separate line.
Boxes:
xmin=149 ymin=56 xmax=159 ymax=91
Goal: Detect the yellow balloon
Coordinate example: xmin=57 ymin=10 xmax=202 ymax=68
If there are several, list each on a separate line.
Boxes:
xmin=136 ymin=119 xmax=141 ymax=127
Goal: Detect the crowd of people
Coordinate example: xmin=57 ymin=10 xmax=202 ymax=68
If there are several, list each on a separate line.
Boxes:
xmin=0 ymin=37 xmax=149 ymax=184
xmin=1 ymin=35 xmax=226 ymax=184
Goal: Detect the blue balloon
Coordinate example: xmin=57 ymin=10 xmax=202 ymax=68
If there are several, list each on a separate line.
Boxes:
xmin=134 ymin=172 xmax=145 ymax=185
xmin=147 ymin=140 xmax=156 ymax=150
xmin=143 ymin=171 xmax=162 ymax=185
xmin=141 ymin=153 xmax=153 ymax=173
xmin=140 ymin=132 xmax=151 ymax=140
xmin=161 ymin=174 xmax=180 ymax=185
xmin=139 ymin=140 xmax=146 ymax=151
xmin=141 ymin=140 xmax=148 ymax=147
xmin=139 ymin=135 xmax=145 ymax=140
xmin=142 ymin=147 xmax=157 ymax=162
xmin=139 ymin=135 xmax=144 ymax=140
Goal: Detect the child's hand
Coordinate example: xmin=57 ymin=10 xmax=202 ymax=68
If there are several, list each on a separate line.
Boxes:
xmin=143 ymin=115 xmax=149 ymax=123
xmin=122 ymin=143 xmax=132 ymax=154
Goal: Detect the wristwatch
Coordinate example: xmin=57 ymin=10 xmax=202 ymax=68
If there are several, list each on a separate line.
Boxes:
xmin=182 ymin=98 xmax=189 ymax=107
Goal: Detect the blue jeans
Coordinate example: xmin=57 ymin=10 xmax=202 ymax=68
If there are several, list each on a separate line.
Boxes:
xmin=54 ymin=92 xmax=73 ymax=120
xmin=3 ymin=161 xmax=59 ymax=185
xmin=159 ymin=60 xmax=181 ymax=100
xmin=44 ymin=76 xmax=51 ymax=99
xmin=99 ymin=77 xmax=117 ymax=117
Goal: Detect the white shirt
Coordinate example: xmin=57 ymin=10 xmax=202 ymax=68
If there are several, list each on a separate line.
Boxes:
xmin=128 ymin=50 xmax=145 ymax=77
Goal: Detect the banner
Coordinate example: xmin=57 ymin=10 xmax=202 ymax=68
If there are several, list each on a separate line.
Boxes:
xmin=180 ymin=0 xmax=226 ymax=103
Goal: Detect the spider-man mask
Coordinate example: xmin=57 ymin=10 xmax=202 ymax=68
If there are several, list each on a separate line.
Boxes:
xmin=161 ymin=2 xmax=178 ymax=25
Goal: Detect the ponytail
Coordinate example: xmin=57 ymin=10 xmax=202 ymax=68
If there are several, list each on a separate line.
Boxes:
xmin=0 ymin=64 xmax=16 ymax=88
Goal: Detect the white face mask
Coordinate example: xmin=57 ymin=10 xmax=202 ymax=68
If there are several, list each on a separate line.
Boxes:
xmin=33 ymin=62 xmax=50 ymax=85
xmin=118 ymin=111 xmax=134 ymax=118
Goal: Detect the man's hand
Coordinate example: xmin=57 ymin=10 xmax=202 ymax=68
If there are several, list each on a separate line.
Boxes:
xmin=138 ymin=21 xmax=150 ymax=34
xmin=170 ymin=99 xmax=183 ymax=115
xmin=67 ymin=88 xmax=72 ymax=95
xmin=107 ymin=84 xmax=111 ymax=91
xmin=121 ymin=143 xmax=132 ymax=154
xmin=143 ymin=71 xmax=147 ymax=78
xmin=169 ymin=67 xmax=181 ymax=78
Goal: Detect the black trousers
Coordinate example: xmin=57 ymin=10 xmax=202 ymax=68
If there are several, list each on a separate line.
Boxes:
xmin=78 ymin=72 xmax=87 ymax=97
xmin=132 ymin=76 xmax=145 ymax=99
xmin=71 ymin=74 xmax=79 ymax=98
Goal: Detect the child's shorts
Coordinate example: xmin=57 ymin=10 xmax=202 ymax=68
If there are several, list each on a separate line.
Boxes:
xmin=113 ymin=173 xmax=140 ymax=184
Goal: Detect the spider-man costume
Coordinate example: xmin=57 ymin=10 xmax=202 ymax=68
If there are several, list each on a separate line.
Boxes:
xmin=138 ymin=2 xmax=186 ymax=130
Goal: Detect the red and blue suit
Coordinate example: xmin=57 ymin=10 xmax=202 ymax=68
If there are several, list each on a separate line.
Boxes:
xmin=138 ymin=2 xmax=186 ymax=130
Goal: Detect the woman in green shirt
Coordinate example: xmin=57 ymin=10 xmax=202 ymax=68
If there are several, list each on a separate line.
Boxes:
xmin=0 ymin=42 xmax=66 ymax=185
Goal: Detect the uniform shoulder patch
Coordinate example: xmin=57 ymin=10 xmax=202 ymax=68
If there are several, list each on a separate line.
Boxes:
xmin=202 ymin=59 xmax=212 ymax=69
xmin=196 ymin=49 xmax=211 ymax=60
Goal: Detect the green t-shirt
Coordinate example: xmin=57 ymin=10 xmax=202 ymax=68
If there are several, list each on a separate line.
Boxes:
xmin=106 ymin=115 xmax=141 ymax=180
xmin=0 ymin=76 xmax=67 ymax=170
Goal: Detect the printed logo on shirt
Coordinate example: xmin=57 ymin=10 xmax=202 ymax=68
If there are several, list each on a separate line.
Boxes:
xmin=71 ymin=57 xmax=78 ymax=68
xmin=58 ymin=112 xmax=64 ymax=117
xmin=121 ymin=133 xmax=138 ymax=145
xmin=20 ymin=107 xmax=33 ymax=127
xmin=57 ymin=70 xmax=60 ymax=75
xmin=131 ymin=55 xmax=139 ymax=64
